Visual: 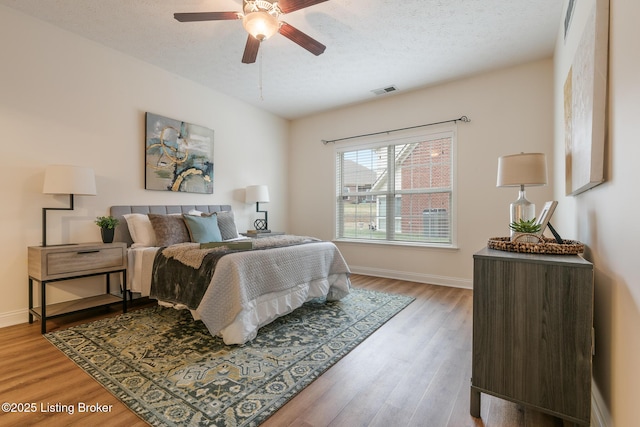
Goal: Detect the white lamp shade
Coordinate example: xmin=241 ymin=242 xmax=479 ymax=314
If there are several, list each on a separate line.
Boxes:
xmin=496 ymin=153 xmax=547 ymax=187
xmin=43 ymin=165 xmax=97 ymax=195
xmin=245 ymin=185 xmax=270 ymax=203
xmin=242 ymin=12 xmax=279 ymax=40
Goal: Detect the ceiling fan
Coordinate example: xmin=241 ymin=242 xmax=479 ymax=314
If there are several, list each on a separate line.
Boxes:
xmin=174 ymin=0 xmax=328 ymax=64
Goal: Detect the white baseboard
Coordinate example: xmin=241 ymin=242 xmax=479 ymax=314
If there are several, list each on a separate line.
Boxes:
xmin=348 ymin=265 xmax=473 ymax=289
xmin=0 ymin=309 xmax=28 ymax=329
xmin=591 ymin=379 xmax=611 ymax=427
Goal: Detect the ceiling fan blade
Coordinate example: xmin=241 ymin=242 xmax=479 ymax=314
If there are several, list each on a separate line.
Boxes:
xmin=174 ymin=12 xmax=241 ymax=22
xmin=277 ymin=0 xmax=329 ymax=14
xmin=279 ymin=22 xmax=326 ymax=56
xmin=242 ymin=35 xmax=261 ymax=64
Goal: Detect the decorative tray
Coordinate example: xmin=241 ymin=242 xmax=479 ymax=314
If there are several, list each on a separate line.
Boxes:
xmin=487 ymin=236 xmax=585 ymax=255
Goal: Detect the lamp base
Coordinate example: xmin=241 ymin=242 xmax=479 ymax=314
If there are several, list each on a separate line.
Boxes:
xmin=253 ymin=202 xmax=269 ymax=231
xmin=254 ymin=218 xmax=268 ymax=231
xmin=510 ymin=189 xmax=535 ymax=238
xmin=42 ymin=194 xmax=75 ymax=247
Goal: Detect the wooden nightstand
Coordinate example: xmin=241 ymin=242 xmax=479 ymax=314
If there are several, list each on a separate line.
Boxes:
xmin=28 ymin=242 xmax=128 ymax=333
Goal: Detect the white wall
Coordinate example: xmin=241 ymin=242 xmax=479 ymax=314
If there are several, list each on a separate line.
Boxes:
xmin=0 ymin=6 xmax=289 ymax=325
xmin=289 ymin=59 xmax=555 ymax=287
xmin=553 ymin=1 xmax=640 ymax=425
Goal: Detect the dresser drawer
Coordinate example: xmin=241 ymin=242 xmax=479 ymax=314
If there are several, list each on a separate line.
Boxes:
xmin=46 ymin=247 xmax=124 ymax=275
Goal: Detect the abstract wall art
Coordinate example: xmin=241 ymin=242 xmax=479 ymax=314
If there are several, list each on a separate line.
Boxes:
xmin=145 ymin=112 xmax=214 ymax=194
xmin=563 ymin=0 xmax=609 ymax=196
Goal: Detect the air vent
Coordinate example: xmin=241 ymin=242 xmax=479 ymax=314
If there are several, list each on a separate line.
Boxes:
xmin=371 ymin=85 xmax=398 ymax=96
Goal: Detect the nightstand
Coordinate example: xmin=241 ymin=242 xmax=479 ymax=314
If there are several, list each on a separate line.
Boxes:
xmin=28 ymin=242 xmax=128 ymax=333
xmin=241 ymin=231 xmax=286 ymax=238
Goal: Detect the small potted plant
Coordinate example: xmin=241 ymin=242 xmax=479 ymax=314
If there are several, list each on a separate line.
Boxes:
xmin=95 ymin=215 xmax=120 ymax=243
xmin=509 ymin=218 xmax=541 ymax=243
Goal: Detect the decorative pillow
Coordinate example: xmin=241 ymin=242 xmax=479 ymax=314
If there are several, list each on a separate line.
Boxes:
xmin=147 ymin=213 xmax=191 ymax=246
xmin=123 ymin=213 xmax=157 ymax=247
xmin=206 ymin=210 xmax=239 ymax=240
xmin=182 ymin=214 xmax=222 ymax=243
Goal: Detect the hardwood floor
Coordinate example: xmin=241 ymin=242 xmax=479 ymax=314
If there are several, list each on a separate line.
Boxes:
xmin=0 ymin=275 xmax=570 ymax=426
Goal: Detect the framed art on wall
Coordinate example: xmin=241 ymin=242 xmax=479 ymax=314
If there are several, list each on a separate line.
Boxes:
xmin=145 ymin=112 xmax=214 ymax=194
xmin=563 ymin=0 xmax=609 ymax=196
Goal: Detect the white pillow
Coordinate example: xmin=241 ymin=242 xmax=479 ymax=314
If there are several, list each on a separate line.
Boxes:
xmin=123 ymin=213 xmax=157 ymax=247
xmin=188 ymin=209 xmax=203 ymax=216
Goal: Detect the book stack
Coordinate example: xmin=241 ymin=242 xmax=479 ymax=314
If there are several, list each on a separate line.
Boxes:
xmin=245 ymin=229 xmax=271 ymax=235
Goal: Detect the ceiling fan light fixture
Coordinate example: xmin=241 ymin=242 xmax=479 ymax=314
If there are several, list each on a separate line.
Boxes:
xmin=243 ymin=11 xmax=279 ymax=40
xmin=175 ymin=0 xmax=326 ymax=63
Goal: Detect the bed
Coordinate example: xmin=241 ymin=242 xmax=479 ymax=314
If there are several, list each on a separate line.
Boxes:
xmin=110 ymin=205 xmax=351 ymax=345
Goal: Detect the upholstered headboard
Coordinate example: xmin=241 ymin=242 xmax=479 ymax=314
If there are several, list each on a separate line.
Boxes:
xmin=110 ymin=205 xmax=232 ymax=246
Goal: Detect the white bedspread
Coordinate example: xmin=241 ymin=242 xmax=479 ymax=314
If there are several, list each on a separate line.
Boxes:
xmin=128 ymin=239 xmax=351 ymax=344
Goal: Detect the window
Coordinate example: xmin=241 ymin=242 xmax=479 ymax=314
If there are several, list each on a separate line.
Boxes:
xmin=335 ymin=127 xmax=456 ymax=246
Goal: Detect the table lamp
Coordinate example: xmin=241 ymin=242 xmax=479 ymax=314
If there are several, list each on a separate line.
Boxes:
xmin=42 ymin=165 xmax=97 ymax=246
xmin=496 ymin=153 xmax=547 ymax=225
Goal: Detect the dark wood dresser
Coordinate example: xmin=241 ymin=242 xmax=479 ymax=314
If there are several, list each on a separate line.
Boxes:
xmin=470 ymin=247 xmax=594 ymax=425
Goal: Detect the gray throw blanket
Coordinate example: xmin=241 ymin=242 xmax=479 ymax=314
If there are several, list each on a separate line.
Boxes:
xmin=150 ymin=235 xmax=320 ymax=309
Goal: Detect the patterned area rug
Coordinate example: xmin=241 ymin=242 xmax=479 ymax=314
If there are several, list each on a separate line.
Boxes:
xmin=45 ymin=288 xmax=414 ymax=426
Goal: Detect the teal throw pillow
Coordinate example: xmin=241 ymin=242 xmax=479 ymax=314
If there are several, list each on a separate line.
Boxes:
xmin=183 ymin=214 xmax=222 ymax=243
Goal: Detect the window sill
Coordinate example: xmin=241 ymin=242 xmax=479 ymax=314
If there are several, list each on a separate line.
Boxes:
xmin=332 ymin=238 xmax=459 ymax=250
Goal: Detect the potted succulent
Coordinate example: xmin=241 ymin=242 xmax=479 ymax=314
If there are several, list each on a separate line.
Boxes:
xmin=509 ymin=218 xmax=541 ymax=243
xmin=95 ymin=215 xmax=120 ymax=243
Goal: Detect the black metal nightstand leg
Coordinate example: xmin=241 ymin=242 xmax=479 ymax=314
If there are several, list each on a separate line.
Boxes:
xmin=28 ymin=278 xmax=34 ymax=324
xmin=122 ymin=270 xmax=127 ymax=313
xmin=40 ymin=280 xmax=47 ymax=334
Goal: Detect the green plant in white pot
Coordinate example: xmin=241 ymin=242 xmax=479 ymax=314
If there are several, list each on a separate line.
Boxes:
xmin=509 ymin=218 xmax=541 ymax=243
xmin=95 ymin=216 xmax=119 ymax=243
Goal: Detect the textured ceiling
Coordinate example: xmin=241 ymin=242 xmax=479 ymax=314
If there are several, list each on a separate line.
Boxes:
xmin=0 ymin=0 xmax=563 ymax=119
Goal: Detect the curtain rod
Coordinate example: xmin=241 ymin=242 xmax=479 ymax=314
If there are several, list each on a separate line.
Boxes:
xmin=321 ymin=115 xmax=470 ymax=145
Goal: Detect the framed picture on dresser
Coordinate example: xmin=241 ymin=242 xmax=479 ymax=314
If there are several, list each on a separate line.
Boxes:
xmin=534 ymin=201 xmax=557 ymax=236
